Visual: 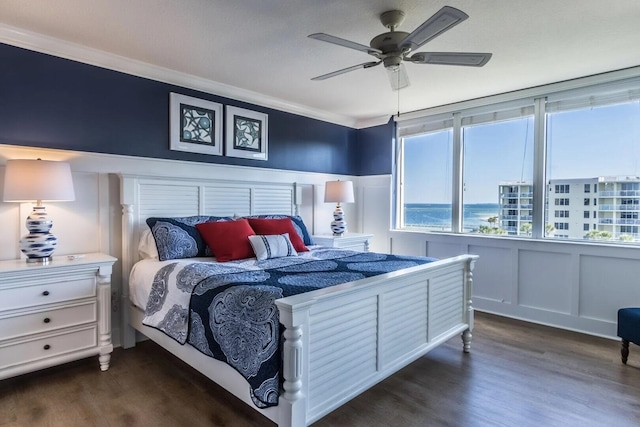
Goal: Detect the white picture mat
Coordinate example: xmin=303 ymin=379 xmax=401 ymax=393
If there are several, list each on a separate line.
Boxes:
xmin=170 ymin=92 xmax=223 ymax=156
xmin=225 ymin=105 xmax=268 ymax=160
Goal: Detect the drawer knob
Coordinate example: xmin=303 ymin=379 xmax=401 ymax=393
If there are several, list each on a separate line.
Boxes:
xmin=43 ymin=318 xmax=51 ymax=324
xmin=42 ymin=290 xmax=50 ymax=296
xmin=43 ymin=344 xmax=51 ymax=350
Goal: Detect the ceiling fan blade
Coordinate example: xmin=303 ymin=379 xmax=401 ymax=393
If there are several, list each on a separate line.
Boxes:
xmin=400 ymin=6 xmax=468 ymax=51
xmin=308 ymin=33 xmax=382 ymax=55
xmin=410 ymin=52 xmax=492 ymax=67
xmin=311 ymin=61 xmax=381 ymax=81
xmin=387 ymin=63 xmax=410 ymax=91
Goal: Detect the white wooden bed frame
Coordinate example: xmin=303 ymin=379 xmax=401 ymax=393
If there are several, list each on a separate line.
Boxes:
xmin=119 ymin=174 xmax=478 ymax=427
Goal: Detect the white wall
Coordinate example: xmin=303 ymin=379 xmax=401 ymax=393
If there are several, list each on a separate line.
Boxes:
xmin=0 ymin=144 xmax=358 ymax=347
xmin=357 ymin=174 xmax=640 ymax=339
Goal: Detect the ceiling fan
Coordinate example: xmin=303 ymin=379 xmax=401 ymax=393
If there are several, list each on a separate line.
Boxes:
xmin=308 ymin=6 xmax=492 ymax=90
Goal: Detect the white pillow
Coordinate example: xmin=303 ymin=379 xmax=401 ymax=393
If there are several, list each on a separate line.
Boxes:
xmin=138 ymin=229 xmax=159 ymax=260
xmin=248 ymin=233 xmax=298 ymax=261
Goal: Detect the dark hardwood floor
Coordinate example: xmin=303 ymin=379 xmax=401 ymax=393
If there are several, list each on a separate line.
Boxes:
xmin=1 ymin=312 xmax=639 ymax=426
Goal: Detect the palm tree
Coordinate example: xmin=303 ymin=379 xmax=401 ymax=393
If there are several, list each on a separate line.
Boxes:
xmin=545 ymin=223 xmax=555 ymax=237
xmin=520 ymin=222 xmax=532 ymax=236
xmin=584 ymin=230 xmax=613 ymax=240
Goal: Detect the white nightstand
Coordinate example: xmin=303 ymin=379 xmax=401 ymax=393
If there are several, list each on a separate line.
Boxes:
xmin=312 ymin=233 xmax=373 ymax=252
xmin=0 ymin=253 xmax=116 ymax=380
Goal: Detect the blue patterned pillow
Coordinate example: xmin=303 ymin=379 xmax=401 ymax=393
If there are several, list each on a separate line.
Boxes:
xmin=243 ymin=215 xmax=314 ymax=245
xmin=146 ymin=216 xmax=231 ymax=261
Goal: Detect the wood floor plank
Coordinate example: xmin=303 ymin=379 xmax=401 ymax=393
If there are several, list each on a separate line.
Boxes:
xmin=1 ymin=312 xmax=639 ymax=426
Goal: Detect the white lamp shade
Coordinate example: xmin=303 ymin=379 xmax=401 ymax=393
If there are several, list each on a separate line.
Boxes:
xmin=324 ymin=180 xmax=355 ymax=203
xmin=3 ymin=159 xmax=75 ymax=202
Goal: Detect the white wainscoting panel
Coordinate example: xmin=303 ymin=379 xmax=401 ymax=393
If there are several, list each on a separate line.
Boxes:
xmin=579 ymin=255 xmax=640 ymax=321
xmin=518 ymin=250 xmax=573 ymax=314
xmin=468 ymin=245 xmax=513 ymax=304
xmin=358 ymin=176 xmax=392 ymax=253
xmin=427 ymin=241 xmax=465 ymax=260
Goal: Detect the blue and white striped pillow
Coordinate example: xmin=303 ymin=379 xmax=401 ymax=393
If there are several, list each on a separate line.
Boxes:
xmin=248 ymin=233 xmax=298 ymax=261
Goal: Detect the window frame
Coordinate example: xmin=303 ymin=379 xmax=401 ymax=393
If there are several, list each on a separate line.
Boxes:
xmin=394 ymin=68 xmax=640 ymax=244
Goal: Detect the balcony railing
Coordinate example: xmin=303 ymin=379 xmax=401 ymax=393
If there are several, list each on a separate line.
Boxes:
xmin=520 ymin=204 xmax=532 ymax=209
xmin=617 ymin=219 xmax=640 ymax=225
xmin=599 ymin=205 xmax=640 ymax=211
xmin=520 ymin=215 xmax=532 ymax=221
xmin=500 ymin=215 xmax=519 ymax=220
xmin=599 ymin=190 xmax=640 ymax=197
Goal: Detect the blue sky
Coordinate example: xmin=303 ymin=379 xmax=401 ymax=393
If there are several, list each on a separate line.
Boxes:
xmin=404 ymin=101 xmax=640 ymax=204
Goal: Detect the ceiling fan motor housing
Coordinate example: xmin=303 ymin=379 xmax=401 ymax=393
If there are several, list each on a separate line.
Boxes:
xmin=370 ymin=31 xmax=409 ymax=70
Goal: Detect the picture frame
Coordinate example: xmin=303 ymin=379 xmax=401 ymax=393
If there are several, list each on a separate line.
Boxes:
xmin=169 ymin=93 xmax=223 ymax=156
xmin=225 ymin=105 xmax=268 ymax=161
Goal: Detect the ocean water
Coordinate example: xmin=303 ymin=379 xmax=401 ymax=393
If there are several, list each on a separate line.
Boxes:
xmin=404 ymin=203 xmax=500 ymax=231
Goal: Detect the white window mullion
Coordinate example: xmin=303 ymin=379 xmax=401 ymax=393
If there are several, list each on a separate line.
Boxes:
xmin=452 ymin=113 xmax=463 ymax=232
xmin=532 ymin=97 xmax=547 ymax=239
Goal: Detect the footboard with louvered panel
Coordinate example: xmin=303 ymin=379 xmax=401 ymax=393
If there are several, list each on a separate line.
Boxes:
xmin=276 ymin=255 xmax=476 ymax=427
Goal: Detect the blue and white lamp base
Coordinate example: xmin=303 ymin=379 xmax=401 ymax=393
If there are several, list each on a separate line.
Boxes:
xmin=20 ymin=206 xmax=57 ymax=263
xmin=331 ymin=203 xmax=347 ymax=236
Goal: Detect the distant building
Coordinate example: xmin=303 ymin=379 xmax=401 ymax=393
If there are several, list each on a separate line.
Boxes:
xmin=498 ymin=177 xmax=640 ymax=240
xmin=498 ymin=181 xmax=533 ymax=235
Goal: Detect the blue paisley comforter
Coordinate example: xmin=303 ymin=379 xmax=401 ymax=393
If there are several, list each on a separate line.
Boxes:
xmin=142 ymin=247 xmax=435 ymax=408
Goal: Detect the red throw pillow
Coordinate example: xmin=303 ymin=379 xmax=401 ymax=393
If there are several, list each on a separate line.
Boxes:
xmin=196 ymin=219 xmax=255 ymax=262
xmin=247 ymin=218 xmax=308 ymax=252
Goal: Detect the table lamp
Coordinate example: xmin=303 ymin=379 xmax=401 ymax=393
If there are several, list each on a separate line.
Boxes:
xmin=3 ymin=159 xmax=75 ymax=263
xmin=324 ymin=180 xmax=354 ymax=236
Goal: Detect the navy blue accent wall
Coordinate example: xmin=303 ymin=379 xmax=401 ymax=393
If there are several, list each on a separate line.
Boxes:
xmin=0 ymin=43 xmax=361 ymax=175
xmin=353 ymin=119 xmax=394 ymax=175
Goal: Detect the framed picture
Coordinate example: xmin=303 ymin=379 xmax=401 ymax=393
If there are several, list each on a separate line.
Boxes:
xmin=169 ymin=93 xmax=223 ymax=156
xmin=225 ymin=106 xmax=268 ymax=161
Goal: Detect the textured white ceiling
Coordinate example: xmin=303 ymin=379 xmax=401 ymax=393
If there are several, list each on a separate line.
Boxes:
xmin=1 ymin=0 xmax=640 ymax=127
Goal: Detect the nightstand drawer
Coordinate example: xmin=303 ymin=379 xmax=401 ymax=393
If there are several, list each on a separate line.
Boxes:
xmin=0 ymin=278 xmax=96 ymax=311
xmin=0 ymin=301 xmax=97 ymax=341
xmin=0 ymin=326 xmax=97 ymax=369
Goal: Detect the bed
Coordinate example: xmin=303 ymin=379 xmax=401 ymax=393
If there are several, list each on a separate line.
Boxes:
xmin=119 ymin=174 xmax=478 ymax=427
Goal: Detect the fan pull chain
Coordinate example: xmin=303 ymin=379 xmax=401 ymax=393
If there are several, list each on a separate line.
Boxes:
xmin=397 ymin=71 xmax=401 ymax=118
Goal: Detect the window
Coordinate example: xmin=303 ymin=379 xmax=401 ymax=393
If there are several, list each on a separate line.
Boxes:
xmin=400 ymin=129 xmax=453 ymax=231
xmin=545 ymin=99 xmax=640 ymax=242
xmin=463 ymin=117 xmax=533 ymax=235
xmin=395 ymin=75 xmax=640 ymax=245
xmin=584 ymin=224 xmax=590 ymax=231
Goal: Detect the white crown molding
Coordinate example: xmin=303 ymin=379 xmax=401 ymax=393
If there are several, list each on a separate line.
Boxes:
xmin=354 ymin=115 xmax=391 ymax=129
xmin=0 ymin=24 xmax=358 ymax=129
